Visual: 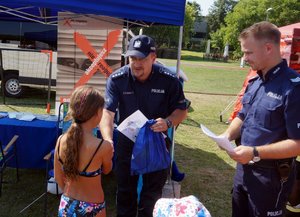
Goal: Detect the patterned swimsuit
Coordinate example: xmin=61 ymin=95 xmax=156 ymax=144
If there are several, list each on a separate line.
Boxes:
xmin=58 ymin=194 xmax=105 ymax=217
xmin=57 ymin=139 xmax=105 ymax=217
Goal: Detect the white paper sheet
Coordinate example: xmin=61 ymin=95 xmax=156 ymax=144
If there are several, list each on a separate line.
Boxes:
xmin=35 ymin=114 xmax=58 ymax=122
xmin=16 ymin=113 xmax=36 ymax=121
xmin=200 ymin=124 xmax=234 ymax=152
xmin=117 ymin=110 xmax=148 ymax=142
xmin=0 ymin=112 xmax=7 ymax=118
xmin=8 ymin=112 xmax=36 ymax=121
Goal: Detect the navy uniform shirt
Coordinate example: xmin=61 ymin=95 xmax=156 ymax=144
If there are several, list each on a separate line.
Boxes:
xmin=238 ymin=60 xmax=300 ymax=147
xmin=104 ymin=63 xmax=186 ymax=124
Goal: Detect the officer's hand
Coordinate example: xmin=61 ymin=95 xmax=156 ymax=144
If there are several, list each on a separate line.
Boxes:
xmin=227 ymin=145 xmax=253 ymax=164
xmin=151 ymin=118 xmax=168 ymax=132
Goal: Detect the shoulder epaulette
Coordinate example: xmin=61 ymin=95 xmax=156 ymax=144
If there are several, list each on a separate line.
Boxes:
xmin=286 ymin=69 xmax=300 ymax=86
xmin=289 ymin=76 xmax=300 ymax=86
xmin=158 ymin=66 xmax=177 ymax=78
xmin=248 ymin=75 xmax=259 ymax=83
xmin=111 ymin=66 xmax=129 ymax=79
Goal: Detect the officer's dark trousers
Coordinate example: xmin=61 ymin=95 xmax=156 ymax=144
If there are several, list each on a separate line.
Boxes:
xmin=232 ymin=163 xmax=295 ymax=217
xmin=115 ymin=137 xmax=168 ymax=217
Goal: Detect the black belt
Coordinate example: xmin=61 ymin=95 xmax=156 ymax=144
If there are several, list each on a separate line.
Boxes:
xmin=247 ymin=158 xmax=294 ymax=169
xmin=248 ymin=160 xmax=278 ymax=168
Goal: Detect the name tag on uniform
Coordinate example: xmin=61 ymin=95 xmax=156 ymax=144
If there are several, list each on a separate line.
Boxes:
xmin=267 ymin=91 xmax=282 ymax=100
xmin=151 ymin=89 xmax=165 ymax=94
xmin=123 ymin=91 xmax=134 ymax=95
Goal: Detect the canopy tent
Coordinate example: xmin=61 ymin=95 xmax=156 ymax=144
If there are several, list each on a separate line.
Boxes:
xmin=0 ymin=0 xmax=187 ymax=100
xmin=0 ymin=0 xmax=187 ymax=83
xmin=278 ymin=22 xmax=300 ymax=38
xmin=0 ymin=0 xmax=186 ymax=169
xmin=0 ymin=0 xmax=186 ymax=26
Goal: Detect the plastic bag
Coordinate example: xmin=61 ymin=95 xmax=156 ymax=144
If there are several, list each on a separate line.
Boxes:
xmin=131 ymin=119 xmax=171 ymax=175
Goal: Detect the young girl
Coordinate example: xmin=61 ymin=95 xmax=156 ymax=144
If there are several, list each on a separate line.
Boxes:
xmin=54 ymin=86 xmax=113 ymax=217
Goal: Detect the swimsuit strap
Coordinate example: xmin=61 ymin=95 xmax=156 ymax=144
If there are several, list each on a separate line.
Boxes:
xmin=57 ymin=135 xmax=64 ymax=165
xmin=81 ymin=139 xmax=103 ymax=172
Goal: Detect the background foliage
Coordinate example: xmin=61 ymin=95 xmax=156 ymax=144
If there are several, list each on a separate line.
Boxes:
xmin=141 ymin=1 xmax=201 ymax=49
xmin=209 ymin=0 xmax=300 ymax=58
xmin=143 ymin=0 xmax=300 ymax=59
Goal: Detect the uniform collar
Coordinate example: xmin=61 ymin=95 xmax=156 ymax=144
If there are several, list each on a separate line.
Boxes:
xmin=129 ymin=65 xmax=155 ymax=83
xmin=257 ymin=59 xmax=287 ymax=82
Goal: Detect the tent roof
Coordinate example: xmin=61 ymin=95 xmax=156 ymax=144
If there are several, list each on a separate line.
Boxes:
xmin=279 ymin=22 xmax=300 ymax=37
xmin=0 ymin=0 xmax=186 ymax=26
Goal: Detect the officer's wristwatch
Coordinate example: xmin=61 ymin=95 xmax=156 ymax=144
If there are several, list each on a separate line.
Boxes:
xmin=165 ymin=118 xmax=173 ymax=128
xmin=252 ymin=147 xmax=261 ymax=162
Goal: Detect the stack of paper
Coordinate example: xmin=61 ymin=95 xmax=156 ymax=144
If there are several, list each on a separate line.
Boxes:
xmin=117 ymin=110 xmax=148 ymax=142
xmin=200 ymin=124 xmax=235 ymax=152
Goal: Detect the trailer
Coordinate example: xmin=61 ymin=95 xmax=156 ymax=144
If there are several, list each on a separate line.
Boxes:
xmin=0 ymin=43 xmax=57 ymax=97
xmin=280 ymin=22 xmax=300 ymax=73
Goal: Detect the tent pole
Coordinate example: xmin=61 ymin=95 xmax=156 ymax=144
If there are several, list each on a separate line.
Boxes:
xmin=171 ymin=25 xmax=183 ymax=164
xmin=47 ymin=58 xmax=52 ymax=113
xmin=176 ymin=26 xmax=183 ymax=77
xmin=124 ymin=20 xmax=129 ymax=65
xmin=0 ymin=49 xmax=5 ymax=104
xmin=42 ymin=50 xmax=53 ymax=114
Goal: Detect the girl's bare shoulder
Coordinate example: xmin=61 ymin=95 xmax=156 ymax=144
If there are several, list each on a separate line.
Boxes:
xmin=98 ymin=139 xmax=113 ymax=156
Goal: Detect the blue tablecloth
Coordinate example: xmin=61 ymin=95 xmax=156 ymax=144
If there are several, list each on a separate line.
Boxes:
xmin=0 ymin=116 xmax=60 ymax=169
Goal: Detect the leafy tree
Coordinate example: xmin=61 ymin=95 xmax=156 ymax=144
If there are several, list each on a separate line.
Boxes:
xmin=187 ymin=1 xmax=202 ymax=18
xmin=210 ymin=0 xmax=300 ymax=59
xmin=187 ymin=1 xmax=203 ymax=49
xmin=266 ymin=0 xmax=300 ymax=26
xmin=210 ymin=25 xmax=226 ymax=52
xmin=142 ymin=25 xmax=179 ymax=48
xmin=141 ymin=1 xmax=200 ymax=49
xmin=183 ymin=3 xmax=198 ymax=47
xmin=206 ymin=0 xmax=238 ymax=34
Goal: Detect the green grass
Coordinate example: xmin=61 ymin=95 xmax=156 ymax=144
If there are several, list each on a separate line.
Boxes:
xmin=0 ymin=50 xmax=251 ymax=217
xmin=160 ymin=51 xmax=248 ymax=95
xmin=180 ymin=50 xmax=204 ymax=61
xmin=176 ymin=93 xmax=236 ymax=217
xmin=0 ymin=86 xmax=56 ymax=114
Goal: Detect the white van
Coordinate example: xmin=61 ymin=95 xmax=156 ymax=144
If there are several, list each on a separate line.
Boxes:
xmin=0 ymin=20 xmax=57 ymax=97
xmin=0 ymin=43 xmax=57 ymax=97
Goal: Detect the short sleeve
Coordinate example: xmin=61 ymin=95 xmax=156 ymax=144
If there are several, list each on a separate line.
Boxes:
xmin=237 ymin=85 xmax=252 ymax=121
xmin=285 ymin=85 xmax=300 ymax=139
xmin=237 ymin=94 xmax=248 ymax=121
xmin=237 ymin=98 xmax=247 ymax=121
xmin=104 ymin=76 xmax=119 ymax=113
xmin=168 ymin=78 xmax=187 ymax=114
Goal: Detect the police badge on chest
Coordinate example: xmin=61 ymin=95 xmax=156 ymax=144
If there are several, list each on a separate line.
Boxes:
xmin=151 ymin=89 xmax=165 ymax=94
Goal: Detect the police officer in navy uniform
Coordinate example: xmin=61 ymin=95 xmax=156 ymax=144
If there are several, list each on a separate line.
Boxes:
xmin=100 ymin=35 xmax=187 ymax=217
xmin=221 ymin=22 xmax=300 ymax=217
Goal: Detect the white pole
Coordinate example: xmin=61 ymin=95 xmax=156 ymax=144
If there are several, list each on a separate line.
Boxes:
xmin=139 ymin=28 xmax=143 ymax=35
xmin=240 ymin=57 xmax=245 ymax=68
xmin=125 ymin=20 xmax=129 ymax=65
xmin=171 ymin=25 xmax=183 ymax=164
xmin=176 ymin=26 xmax=183 ymax=78
xmin=205 ymin=40 xmax=211 ymax=55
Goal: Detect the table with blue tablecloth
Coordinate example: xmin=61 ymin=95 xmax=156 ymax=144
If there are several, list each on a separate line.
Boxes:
xmin=0 ymin=115 xmax=60 ymax=168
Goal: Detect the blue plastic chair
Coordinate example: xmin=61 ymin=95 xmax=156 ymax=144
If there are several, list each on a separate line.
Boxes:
xmin=0 ymin=135 xmax=19 ymax=196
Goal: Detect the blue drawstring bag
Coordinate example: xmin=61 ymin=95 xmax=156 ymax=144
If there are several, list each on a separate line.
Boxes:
xmin=131 ymin=119 xmax=171 ymax=175
xmin=171 ymin=161 xmax=185 ymax=182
